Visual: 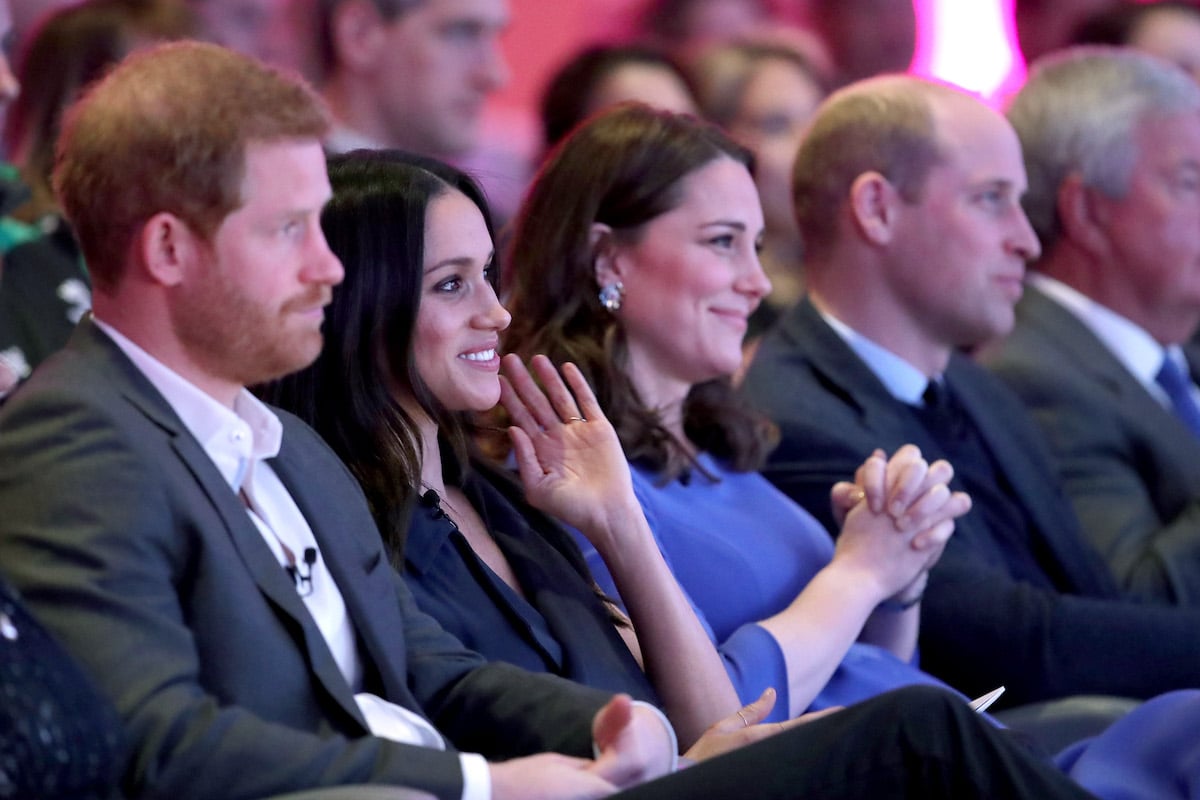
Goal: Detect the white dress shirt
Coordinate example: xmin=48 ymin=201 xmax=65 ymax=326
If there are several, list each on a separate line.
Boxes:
xmin=94 ymin=319 xmax=490 ymax=800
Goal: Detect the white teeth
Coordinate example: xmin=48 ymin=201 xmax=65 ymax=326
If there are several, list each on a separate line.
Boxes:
xmin=461 ymin=349 xmax=497 ymax=362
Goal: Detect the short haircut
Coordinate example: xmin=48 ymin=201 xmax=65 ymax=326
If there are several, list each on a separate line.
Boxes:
xmin=316 ymin=0 xmax=421 ymax=78
xmin=52 ymin=40 xmax=330 ymax=291
xmin=792 ymin=77 xmax=947 ymax=258
xmin=539 ymin=44 xmax=693 ymax=151
xmin=1008 ymin=46 xmax=1200 ymax=251
xmin=688 ymin=38 xmax=829 ymax=130
xmin=5 ymin=0 xmax=196 ymax=222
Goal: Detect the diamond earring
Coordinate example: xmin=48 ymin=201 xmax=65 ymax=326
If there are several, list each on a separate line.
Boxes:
xmin=598 ymin=281 xmax=624 ymax=313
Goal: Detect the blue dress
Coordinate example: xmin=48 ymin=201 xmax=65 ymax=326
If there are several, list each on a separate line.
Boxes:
xmin=574 ymin=453 xmax=1200 ymax=799
xmin=573 ymin=452 xmax=959 ymax=722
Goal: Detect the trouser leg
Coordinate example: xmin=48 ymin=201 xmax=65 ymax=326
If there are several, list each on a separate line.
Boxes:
xmin=614 ymin=686 xmax=1096 ymax=799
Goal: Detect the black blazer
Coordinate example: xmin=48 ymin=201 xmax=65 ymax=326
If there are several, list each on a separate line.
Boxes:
xmin=741 ymin=298 xmax=1200 ymax=705
xmin=0 ymin=320 xmax=611 ymax=800
xmin=403 ymin=463 xmax=658 ymax=703
xmin=985 ymin=285 xmax=1200 ymax=605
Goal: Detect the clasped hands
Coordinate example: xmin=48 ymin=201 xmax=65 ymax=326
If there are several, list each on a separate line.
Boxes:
xmin=829 ymin=446 xmax=972 ymax=604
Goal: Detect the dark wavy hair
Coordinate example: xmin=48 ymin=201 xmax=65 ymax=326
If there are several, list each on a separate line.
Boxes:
xmin=539 ymin=44 xmax=694 ymax=152
xmin=260 ymin=149 xmax=495 ymax=560
xmin=504 ymin=103 xmax=778 ymax=482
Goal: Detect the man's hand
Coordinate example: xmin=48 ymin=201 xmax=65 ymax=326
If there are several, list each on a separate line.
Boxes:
xmin=489 ymin=754 xmax=616 ymax=800
xmin=588 ymin=695 xmax=675 ymax=788
xmin=490 ymin=695 xmax=674 ymax=800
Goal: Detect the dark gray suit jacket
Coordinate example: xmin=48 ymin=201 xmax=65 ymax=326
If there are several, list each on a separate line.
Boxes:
xmin=984 ymin=285 xmax=1200 ymax=605
xmin=0 ymin=321 xmax=610 ymax=800
xmin=741 ymin=298 xmax=1200 ymax=705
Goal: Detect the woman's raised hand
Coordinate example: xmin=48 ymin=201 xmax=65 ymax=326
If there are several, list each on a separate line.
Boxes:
xmin=499 ymin=354 xmax=638 ymax=544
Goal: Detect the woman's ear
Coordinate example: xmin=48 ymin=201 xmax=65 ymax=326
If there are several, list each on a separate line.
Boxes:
xmin=590 ymin=222 xmax=621 ymax=287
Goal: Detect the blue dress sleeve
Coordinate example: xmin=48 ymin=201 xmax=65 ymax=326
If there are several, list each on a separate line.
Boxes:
xmin=569 ymin=494 xmax=792 ymax=722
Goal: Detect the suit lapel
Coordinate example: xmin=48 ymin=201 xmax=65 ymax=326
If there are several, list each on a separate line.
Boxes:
xmin=1023 ymin=287 xmax=1200 ymax=472
xmin=76 ymin=322 xmax=374 ymax=727
xmin=269 ymin=440 xmax=422 ymax=716
xmin=788 ymin=302 xmax=946 ymax=455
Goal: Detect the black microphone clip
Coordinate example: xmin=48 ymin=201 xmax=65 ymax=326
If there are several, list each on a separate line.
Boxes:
xmin=286 ymin=546 xmax=318 ymax=597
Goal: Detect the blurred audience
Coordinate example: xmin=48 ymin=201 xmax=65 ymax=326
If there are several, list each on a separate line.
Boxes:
xmin=987 ymin=47 xmax=1200 ymax=604
xmin=740 ymin=73 xmax=1200 ymax=707
xmin=636 ymin=0 xmax=772 ymax=61
xmin=1014 ymin=0 xmax=1118 ymax=65
xmin=689 ymin=37 xmax=829 ymax=334
xmin=319 ymin=0 xmax=509 ymax=158
xmin=1073 ymin=1 xmax=1200 ymax=83
xmin=5 ymin=0 xmax=195 ymax=231
xmin=804 ymin=0 xmax=915 ymax=85
xmin=0 ymin=0 xmax=96 ymax=391
xmin=540 ymin=44 xmax=695 ymax=154
xmin=186 ymin=0 xmax=321 ymax=80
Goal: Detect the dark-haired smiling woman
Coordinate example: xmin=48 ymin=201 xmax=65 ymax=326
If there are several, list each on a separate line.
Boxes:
xmin=261 ymin=148 xmax=1101 ymax=799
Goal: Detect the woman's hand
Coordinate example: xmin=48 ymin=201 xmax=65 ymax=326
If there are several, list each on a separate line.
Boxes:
xmin=829 ymin=445 xmax=971 ymax=601
xmin=681 ymin=688 xmax=840 ymax=764
xmin=499 ymin=354 xmax=639 ymax=550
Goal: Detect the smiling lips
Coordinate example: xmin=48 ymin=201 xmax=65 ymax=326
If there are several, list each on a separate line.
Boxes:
xmin=711 ymin=307 xmax=750 ymax=331
xmin=459 ymin=347 xmax=500 ymax=365
xmin=994 ymin=273 xmax=1025 ymax=301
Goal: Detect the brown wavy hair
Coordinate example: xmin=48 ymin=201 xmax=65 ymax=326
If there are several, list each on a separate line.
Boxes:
xmin=503 ymin=103 xmax=777 ymax=482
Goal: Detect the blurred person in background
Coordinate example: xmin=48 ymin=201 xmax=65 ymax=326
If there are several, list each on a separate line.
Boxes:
xmin=636 ymin=0 xmax=773 ymax=62
xmin=186 ymin=0 xmax=321 ymax=80
xmin=5 ymin=0 xmax=195 ymax=234
xmin=540 ymin=44 xmax=696 ymax=156
xmin=689 ymin=36 xmax=828 ymax=339
xmin=1014 ymin=0 xmax=1118 ymax=65
xmin=319 ymin=0 xmax=509 ymax=158
xmin=804 ymin=0 xmax=915 ymax=85
xmin=0 ymin=0 xmax=99 ymax=390
xmin=1073 ymin=1 xmax=1200 ymax=83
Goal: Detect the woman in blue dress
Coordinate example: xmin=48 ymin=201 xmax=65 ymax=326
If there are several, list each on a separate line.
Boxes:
xmin=500 ymin=102 xmax=1200 ymax=798
xmin=502 ymin=101 xmax=973 ymax=721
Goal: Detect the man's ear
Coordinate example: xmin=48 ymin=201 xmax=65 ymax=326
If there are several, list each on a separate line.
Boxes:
xmin=590 ymin=222 xmax=623 ymax=288
xmin=848 ymin=171 xmax=900 ymax=245
xmin=138 ymin=212 xmax=200 ymax=288
xmin=329 ymin=0 xmax=389 ymax=74
xmin=1056 ymin=172 xmax=1110 ymax=256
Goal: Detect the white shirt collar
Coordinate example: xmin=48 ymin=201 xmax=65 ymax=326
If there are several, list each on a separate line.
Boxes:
xmin=324 ymin=123 xmax=387 ymax=155
xmin=1028 ymin=272 xmax=1166 ymax=388
xmin=92 ymin=318 xmax=282 ymax=491
xmin=819 ymin=307 xmax=932 ymax=406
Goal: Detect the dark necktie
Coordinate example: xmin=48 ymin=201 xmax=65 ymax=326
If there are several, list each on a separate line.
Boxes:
xmin=920 ymin=379 xmax=965 ymax=439
xmin=1155 ymin=356 xmax=1200 ymax=438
